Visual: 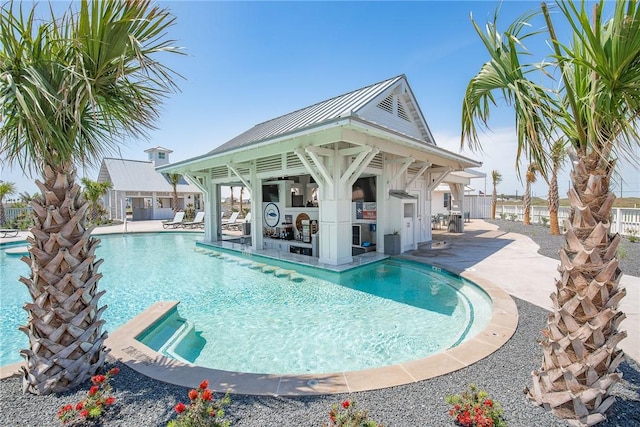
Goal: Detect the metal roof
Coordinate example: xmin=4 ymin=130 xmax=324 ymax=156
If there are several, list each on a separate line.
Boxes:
xmin=209 ymin=75 xmax=422 ymax=155
xmin=99 ymin=158 xmax=198 ymax=193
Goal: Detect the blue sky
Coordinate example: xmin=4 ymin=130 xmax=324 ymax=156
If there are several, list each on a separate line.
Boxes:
xmin=2 ymin=1 xmax=638 ymax=199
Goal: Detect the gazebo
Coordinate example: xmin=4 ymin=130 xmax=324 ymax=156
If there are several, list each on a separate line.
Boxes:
xmin=158 ymin=75 xmax=481 ymax=266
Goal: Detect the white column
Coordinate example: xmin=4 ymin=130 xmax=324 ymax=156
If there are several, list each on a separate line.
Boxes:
xmin=318 ymin=197 xmax=353 ymax=265
xmin=205 ymin=183 xmax=221 ymax=242
xmin=318 ymin=151 xmax=353 ymax=265
xmin=251 ymin=173 xmax=263 ymax=250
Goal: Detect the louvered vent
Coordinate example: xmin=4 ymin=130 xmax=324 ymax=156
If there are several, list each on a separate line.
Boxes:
xmin=368 ymin=153 xmax=383 ymax=170
xmin=377 ymin=94 xmax=393 ymax=113
xmin=211 ymin=166 xmax=228 ymax=179
xmin=256 ymin=155 xmax=282 ymax=173
xmin=286 ymin=153 xmax=303 ymax=169
xmin=397 ymin=101 xmax=411 ymax=122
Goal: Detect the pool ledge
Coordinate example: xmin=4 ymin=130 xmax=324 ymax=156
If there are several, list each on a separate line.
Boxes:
xmin=0 ymin=285 xmax=518 ymax=395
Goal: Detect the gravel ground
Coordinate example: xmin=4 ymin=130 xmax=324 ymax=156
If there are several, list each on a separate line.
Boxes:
xmin=1 ymin=221 xmax=638 ymax=427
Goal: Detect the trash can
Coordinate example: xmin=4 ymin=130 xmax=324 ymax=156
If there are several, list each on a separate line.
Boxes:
xmin=447 ymin=215 xmax=463 ymax=233
xmin=241 ymin=222 xmax=251 ymax=235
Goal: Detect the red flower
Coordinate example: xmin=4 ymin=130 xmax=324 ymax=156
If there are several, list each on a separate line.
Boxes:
xmin=80 ymin=409 xmax=90 ymax=418
xmin=329 ymin=413 xmax=336 ymax=423
xmin=199 ymin=379 xmax=209 ymax=390
xmin=105 ymin=397 xmax=116 ymax=405
xmin=108 ymin=367 xmax=120 ymax=376
xmin=202 ymin=389 xmax=213 ymax=401
xmin=175 ymin=402 xmax=186 ymax=414
xmin=57 ymin=404 xmax=73 ymax=417
xmin=92 ymin=374 xmax=106 ymax=384
xmin=88 ymin=385 xmax=99 ymax=396
xmin=341 ymin=400 xmax=350 ymax=409
xmin=484 ymin=398 xmax=493 ymax=407
xmin=188 ymin=389 xmax=199 ymax=401
xmin=75 ymin=401 xmax=84 ymax=411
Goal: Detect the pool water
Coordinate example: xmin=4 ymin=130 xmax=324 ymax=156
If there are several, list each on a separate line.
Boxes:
xmin=0 ymin=233 xmax=492 ymax=374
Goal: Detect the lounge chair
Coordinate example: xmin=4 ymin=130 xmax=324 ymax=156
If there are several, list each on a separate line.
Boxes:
xmin=0 ymin=229 xmax=19 ymax=238
xmin=162 ymin=211 xmax=185 ymax=229
xmin=183 ymin=211 xmax=205 ymax=229
xmin=227 ymin=212 xmax=251 ymax=232
xmin=221 ymin=212 xmax=240 ymax=230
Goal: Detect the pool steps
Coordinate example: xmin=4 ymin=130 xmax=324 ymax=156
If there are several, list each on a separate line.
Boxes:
xmin=194 ymin=248 xmax=304 ymax=281
xmin=157 ymin=318 xmax=195 ymax=365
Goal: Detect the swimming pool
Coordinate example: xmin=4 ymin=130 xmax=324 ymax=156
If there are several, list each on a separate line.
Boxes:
xmin=0 ymin=233 xmax=492 ymax=374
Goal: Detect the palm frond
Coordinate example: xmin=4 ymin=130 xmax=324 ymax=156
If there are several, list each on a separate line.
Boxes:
xmin=0 ymin=0 xmax=184 ymax=176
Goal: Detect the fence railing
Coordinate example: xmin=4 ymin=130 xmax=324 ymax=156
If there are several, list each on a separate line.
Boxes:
xmin=496 ymin=205 xmax=640 ymax=237
xmin=3 ymin=207 xmax=32 ymax=223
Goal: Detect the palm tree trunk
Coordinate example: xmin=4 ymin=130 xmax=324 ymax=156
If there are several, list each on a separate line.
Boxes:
xmin=19 ymin=165 xmax=108 ymax=395
xmin=523 ymin=183 xmax=531 ymax=225
xmin=528 ymin=153 xmax=626 ymax=426
xmin=549 ymin=172 xmax=561 ymax=235
xmin=491 ymin=189 xmax=497 ymax=220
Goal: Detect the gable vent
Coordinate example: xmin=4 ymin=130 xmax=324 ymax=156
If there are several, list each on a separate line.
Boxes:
xmin=256 ymin=155 xmax=283 ymax=173
xmin=377 ymin=94 xmax=393 ymax=113
xmin=397 ymin=101 xmax=411 ymax=122
xmin=211 ymin=166 xmax=228 ymax=179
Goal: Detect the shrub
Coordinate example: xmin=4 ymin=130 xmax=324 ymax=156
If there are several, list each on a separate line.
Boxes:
xmin=167 ymin=380 xmax=231 ymax=427
xmin=322 ymin=399 xmax=382 ymax=427
xmin=446 ymin=384 xmax=506 ymax=427
xmin=57 ymin=367 xmax=119 ymax=425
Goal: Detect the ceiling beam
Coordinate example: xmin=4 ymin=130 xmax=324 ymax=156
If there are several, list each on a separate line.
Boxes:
xmin=426 ymin=167 xmax=453 ymax=192
xmin=405 ymin=161 xmax=432 ymax=190
xmin=228 ymin=164 xmax=252 ymax=193
xmin=387 ymin=157 xmax=414 ymax=186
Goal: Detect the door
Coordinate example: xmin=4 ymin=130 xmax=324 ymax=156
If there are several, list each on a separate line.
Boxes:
xmin=403 ymin=202 xmax=416 ymax=250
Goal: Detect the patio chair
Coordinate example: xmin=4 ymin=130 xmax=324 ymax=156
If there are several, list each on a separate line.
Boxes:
xmin=221 ymin=212 xmax=240 ymax=230
xmin=162 ymin=211 xmax=185 ymax=229
xmin=183 ymin=211 xmax=205 ymax=229
xmin=229 ymin=212 xmax=252 ymax=232
xmin=0 ymin=229 xmax=19 ymax=238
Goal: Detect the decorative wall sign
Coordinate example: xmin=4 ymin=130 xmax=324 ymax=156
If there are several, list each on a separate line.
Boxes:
xmin=295 ymin=213 xmax=310 ymax=232
xmin=263 ymin=203 xmax=280 ymax=227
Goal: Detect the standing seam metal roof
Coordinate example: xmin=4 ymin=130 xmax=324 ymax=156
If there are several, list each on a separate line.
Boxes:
xmin=209 ymin=75 xmax=405 ymax=155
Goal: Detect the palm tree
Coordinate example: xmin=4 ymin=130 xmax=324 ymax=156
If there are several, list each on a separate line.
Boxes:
xmin=229 ymin=186 xmax=235 ymax=213
xmin=461 ymin=1 xmax=638 ymax=424
xmin=523 ymin=163 xmax=538 ymax=225
xmin=81 ymin=178 xmax=112 ymax=223
xmin=0 ymin=181 xmax=17 ymax=226
xmin=546 ymin=140 xmax=568 ymax=235
xmin=18 ymin=191 xmax=35 ymax=206
xmin=490 ymin=170 xmax=502 ymax=220
xmin=167 ymin=173 xmax=182 ymax=214
xmin=239 ymin=187 xmax=244 ymax=216
xmin=0 ymin=1 xmax=181 ymax=395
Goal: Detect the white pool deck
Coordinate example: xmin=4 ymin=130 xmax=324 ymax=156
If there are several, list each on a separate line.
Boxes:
xmin=1 ymin=219 xmax=637 ymax=395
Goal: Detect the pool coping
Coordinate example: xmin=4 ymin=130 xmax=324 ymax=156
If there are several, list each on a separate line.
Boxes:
xmin=0 ymin=234 xmax=519 ymax=395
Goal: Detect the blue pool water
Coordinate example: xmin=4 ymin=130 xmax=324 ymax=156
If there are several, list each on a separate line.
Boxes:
xmin=0 ymin=233 xmax=492 ymax=374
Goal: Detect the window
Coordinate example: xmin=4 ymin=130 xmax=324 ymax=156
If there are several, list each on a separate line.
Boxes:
xmin=444 ymin=192 xmax=451 ymax=209
xmin=158 ymin=152 xmax=166 ymax=159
